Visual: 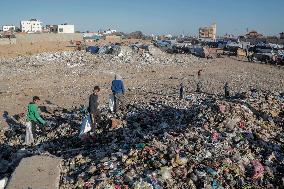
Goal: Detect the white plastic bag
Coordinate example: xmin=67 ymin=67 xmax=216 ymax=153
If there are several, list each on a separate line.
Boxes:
xmin=109 ymin=94 xmax=115 ymax=112
xmin=25 ymin=121 xmax=34 ymax=145
xmin=79 ymin=115 xmax=92 ymax=138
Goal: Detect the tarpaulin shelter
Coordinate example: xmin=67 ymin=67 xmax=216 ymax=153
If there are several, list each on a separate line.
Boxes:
xmin=86 ymin=46 xmax=100 ymax=54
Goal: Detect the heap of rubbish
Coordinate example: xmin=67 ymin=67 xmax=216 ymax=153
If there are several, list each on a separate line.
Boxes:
xmin=1 ymin=89 xmax=284 ymax=188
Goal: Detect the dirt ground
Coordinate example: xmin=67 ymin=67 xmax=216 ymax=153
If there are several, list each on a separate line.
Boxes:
xmin=0 ymin=41 xmax=76 ymax=58
xmin=0 ymin=39 xmax=151 ymax=58
xmin=0 ymin=49 xmax=283 ymax=128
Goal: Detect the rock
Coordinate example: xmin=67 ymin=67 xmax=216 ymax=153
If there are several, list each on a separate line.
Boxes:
xmin=6 ymin=155 xmax=62 ymax=189
xmin=111 ymin=118 xmax=123 ymax=129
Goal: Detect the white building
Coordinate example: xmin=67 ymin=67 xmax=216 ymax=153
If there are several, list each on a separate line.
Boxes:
xmin=46 ymin=24 xmax=75 ymax=34
xmin=2 ymin=25 xmax=16 ymax=32
xmin=57 ymin=24 xmax=74 ymax=33
xmin=20 ymin=19 xmax=42 ymax=33
xmin=104 ymin=29 xmax=117 ymax=35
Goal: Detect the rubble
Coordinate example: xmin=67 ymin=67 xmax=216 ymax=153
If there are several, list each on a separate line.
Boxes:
xmin=0 ymin=89 xmax=283 ymax=188
xmin=6 ymin=155 xmax=62 ymax=189
xmin=0 ymin=44 xmax=284 ymax=188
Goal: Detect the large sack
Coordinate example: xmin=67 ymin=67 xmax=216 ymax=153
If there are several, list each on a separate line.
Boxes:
xmin=79 ymin=115 xmax=92 ymax=138
xmin=109 ymin=94 xmax=115 ymax=112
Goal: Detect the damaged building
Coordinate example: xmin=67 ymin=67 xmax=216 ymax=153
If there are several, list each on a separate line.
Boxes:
xmin=199 ymin=23 xmax=217 ymax=40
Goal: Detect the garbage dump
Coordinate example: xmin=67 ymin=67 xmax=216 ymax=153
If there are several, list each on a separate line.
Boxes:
xmin=0 ymin=43 xmax=284 ymax=188
xmin=86 ymin=46 xmax=100 ymax=54
xmin=0 ymin=89 xmax=283 ymax=188
xmin=248 ymin=44 xmax=284 ymax=65
xmin=130 ymin=44 xmax=149 ymax=53
xmin=152 ymin=38 xmax=284 ymax=66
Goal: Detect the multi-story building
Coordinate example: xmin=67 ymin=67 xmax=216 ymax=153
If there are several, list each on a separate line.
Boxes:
xmin=245 ymin=30 xmax=263 ymax=39
xmin=2 ymin=25 xmax=16 ymax=32
xmin=199 ymin=23 xmax=217 ymax=40
xmin=20 ymin=19 xmax=42 ymax=33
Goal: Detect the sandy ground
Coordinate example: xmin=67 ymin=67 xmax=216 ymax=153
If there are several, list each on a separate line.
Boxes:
xmin=0 ymin=41 xmax=77 ymax=58
xmin=0 ymin=51 xmax=283 ymax=128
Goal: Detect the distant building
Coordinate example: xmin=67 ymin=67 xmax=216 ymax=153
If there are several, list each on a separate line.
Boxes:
xmin=20 ymin=19 xmax=42 ymax=33
xmin=245 ymin=30 xmax=263 ymax=39
xmin=2 ymin=25 xmax=16 ymax=32
xmin=165 ymin=34 xmax=173 ymax=39
xmin=223 ymin=33 xmax=235 ymax=39
xmin=58 ymin=24 xmax=74 ymax=33
xmin=45 ymin=25 xmax=57 ymax=33
xmin=46 ymin=24 xmax=75 ymax=34
xmin=199 ymin=23 xmax=217 ymax=40
xmin=99 ymin=29 xmax=117 ymax=35
xmin=280 ymin=32 xmax=284 ymax=39
xmin=105 ymin=29 xmax=116 ymax=35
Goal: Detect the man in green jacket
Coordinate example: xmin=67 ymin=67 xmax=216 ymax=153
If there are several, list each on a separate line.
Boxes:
xmin=25 ymin=96 xmax=46 ymax=145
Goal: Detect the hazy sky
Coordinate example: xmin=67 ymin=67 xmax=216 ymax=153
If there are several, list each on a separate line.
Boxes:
xmin=1 ymin=0 xmax=283 ymax=36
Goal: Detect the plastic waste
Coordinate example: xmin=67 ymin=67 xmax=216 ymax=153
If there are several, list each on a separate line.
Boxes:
xmin=252 ymin=160 xmax=264 ymax=181
xmin=0 ymin=177 xmax=8 ymax=189
xmin=79 ymin=114 xmax=92 ymax=138
xmin=160 ymin=166 xmax=172 ymax=181
xmin=109 ymin=94 xmax=115 ymax=112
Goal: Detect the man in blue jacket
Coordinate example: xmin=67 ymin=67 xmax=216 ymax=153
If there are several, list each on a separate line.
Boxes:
xmin=111 ymin=75 xmax=125 ymax=113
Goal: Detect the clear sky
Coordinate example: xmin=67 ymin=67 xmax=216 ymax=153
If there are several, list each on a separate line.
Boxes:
xmin=0 ymin=0 xmax=283 ymax=36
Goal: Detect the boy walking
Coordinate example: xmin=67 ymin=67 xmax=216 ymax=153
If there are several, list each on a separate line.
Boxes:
xmin=25 ymin=96 xmax=46 ymax=145
xmin=89 ymin=86 xmax=101 ymax=132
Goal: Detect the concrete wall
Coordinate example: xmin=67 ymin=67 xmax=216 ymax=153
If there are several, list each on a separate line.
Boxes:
xmin=15 ymin=33 xmax=83 ymax=44
xmin=0 ymin=38 xmax=16 ymax=45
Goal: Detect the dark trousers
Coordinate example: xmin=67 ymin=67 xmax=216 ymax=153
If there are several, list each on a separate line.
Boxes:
xmin=90 ymin=112 xmax=101 ymax=131
xmin=113 ymin=93 xmax=125 ymax=113
xmin=225 ymin=91 xmax=230 ymax=98
xmin=179 ymin=91 xmax=184 ymax=99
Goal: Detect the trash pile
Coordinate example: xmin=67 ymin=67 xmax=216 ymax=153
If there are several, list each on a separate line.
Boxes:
xmin=1 ymin=90 xmax=284 ymax=188
xmin=0 ymin=51 xmax=98 ymax=65
xmin=153 ymin=39 xmax=284 ymax=65
xmin=0 ymin=45 xmax=199 ymax=68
